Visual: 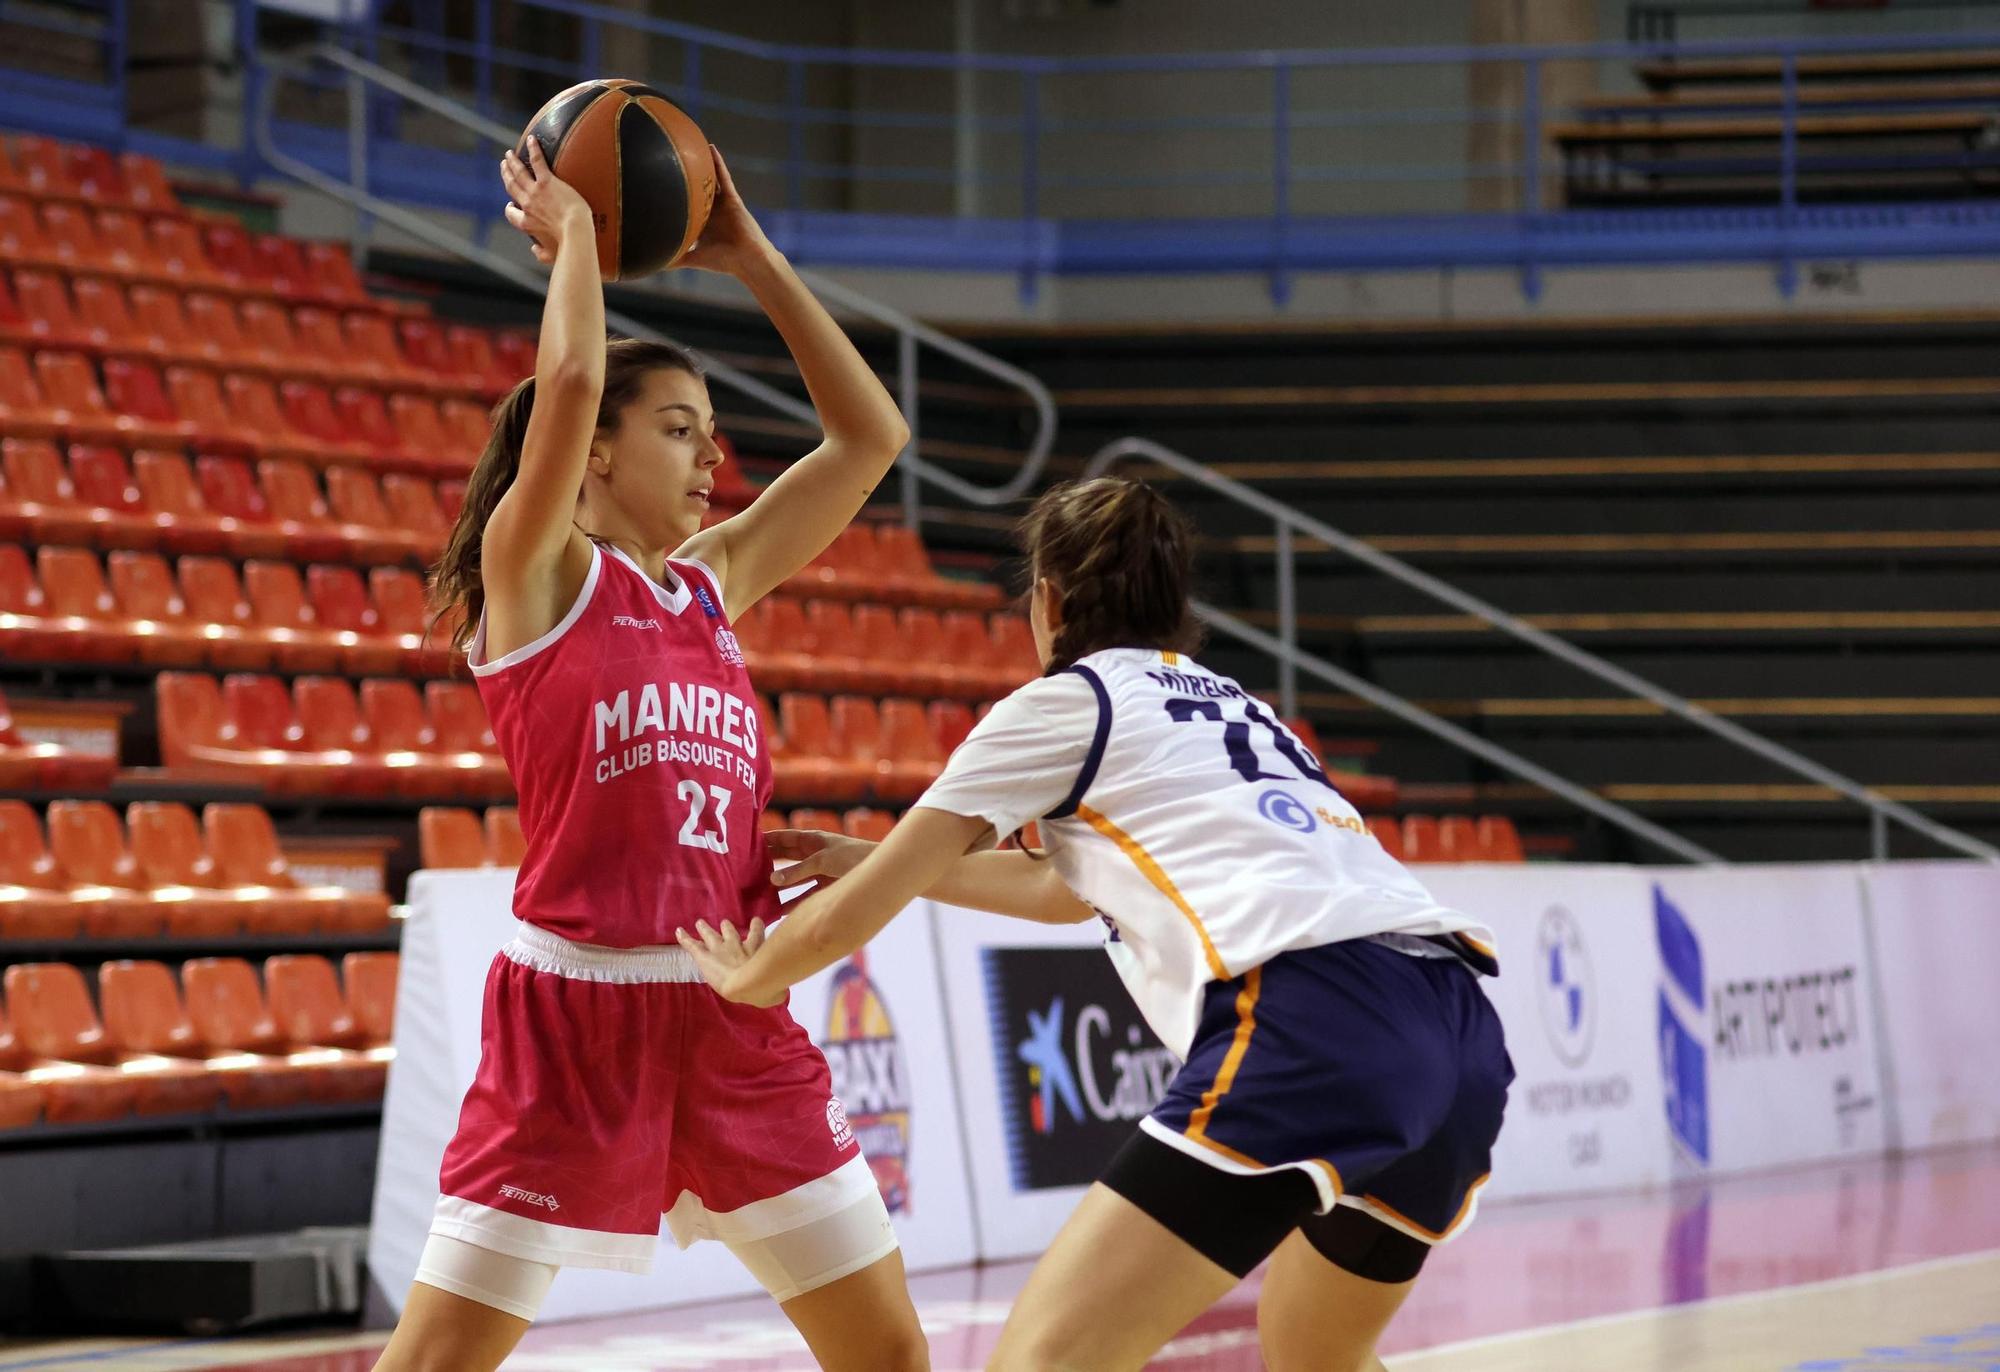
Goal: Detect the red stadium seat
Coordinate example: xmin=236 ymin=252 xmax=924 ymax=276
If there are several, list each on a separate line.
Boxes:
xmin=438 ymin=397 xmax=491 ymax=460
xmin=205 ymin=803 xmax=390 ymax=933
xmin=242 ymin=559 xmax=349 ymax=673
xmin=3 ymin=436 xmax=98 ymax=545
xmin=0 ymin=271 xmax=30 ymax=347
xmin=252 ymin=236 xmax=312 ymax=300
xmin=223 ymin=372 xmax=328 ymax=464
xmin=0 ymin=346 xmax=65 ymax=439
xmin=264 ymin=955 xmax=383 ymax=1099
xmin=445 ymin=324 xmax=514 ymax=396
xmin=45 ymin=800 xmax=164 ymax=938
xmin=900 ymin=608 xmax=981 ymax=699
xmin=70 ymin=277 xmax=148 ymax=354
xmin=423 ymin=682 xmax=512 ymax=792
xmin=93 ymin=209 xmax=168 ymax=280
xmin=38 ymin=202 xmax=115 ymax=275
xmin=851 ymin=603 xmax=940 ymax=697
xmin=124 ymin=801 xmax=244 ymax=937
xmin=99 ymin=356 xmax=197 ymax=448
xmin=774 ymin=694 xmax=868 ymax=803
xmin=280 ymin=380 xmax=375 ymax=466
xmin=988 ymin=615 xmax=1040 ymax=683
xmin=106 ymin=549 xmax=214 ymax=667
xmin=36 ymin=546 xmax=127 ymax=663
xmin=198 ymin=221 xmax=263 ymax=293
xmin=59 ymin=142 xmax=124 ymax=204
xmin=176 ymin=291 xmax=264 ymax=371
xmin=0 ymin=545 xmax=65 ymax=662
xmin=235 ymin=297 xmax=302 ymax=372
xmin=0 ymin=194 xmax=63 ymax=267
xmin=436 ymin=477 xmax=466 ymax=522
xmin=393 ymin=316 xmax=463 ymax=389
xmin=369 ymin=565 xmax=453 ymax=675
xmin=379 ymin=473 xmax=448 ymax=560
xmin=1436 ymin=815 xmax=1483 ymax=863
xmin=306 ymin=564 xmax=402 ymax=676
xmin=288 ymin=306 xmax=368 ymax=386
xmin=39 ymin=348 xmax=183 ymax=445
xmin=11 ymin=269 xmax=94 ymax=350
xmin=1402 ymin=815 xmax=1442 ymax=864
xmin=485 ymin=807 xmax=526 ymax=867
xmin=3 ymin=963 xmax=140 ymax=1122
xmin=0 ymin=800 xmax=84 ymax=940
xmin=842 ymin=808 xmax=894 ymax=841
xmin=0 ymin=1007 xmax=43 ymax=1128
xmin=735 ymin=598 xmax=816 ymax=692
xmin=388 ymin=392 xmax=470 ymax=471
xmin=789 ymin=809 xmax=844 ymax=834
xmin=926 ymin=699 xmax=976 ymax=754
xmin=801 ymin=600 xmax=883 ymax=695
xmin=175 ymin=556 xmax=274 ymax=671
xmin=1476 ymin=815 xmax=1525 ymax=864
xmin=492 ymin=330 xmax=536 ymax=382
xmin=262 ymin=458 xmax=379 ymax=564
xmin=342 ymin=952 xmax=399 ymax=1047
xmin=876 ymin=699 xmax=947 ymax=802
xmin=11 ymin=137 xmax=77 ymax=198
xmin=1366 ymin=815 xmax=1406 ymax=862
xmin=100 ymin=958 xmax=294 ymax=1109
xmin=347 ymin=311 xmax=428 ymax=391
xmin=180 ymin=959 xmax=317 ymax=1105
xmin=300 ymin=242 xmax=366 ymax=302
xmin=293 ymin=676 xmax=396 ymax=795
xmin=418 ymin=807 xmax=485 ymax=869
xmin=325 ymin=466 xmax=429 ymax=564
xmin=131 ymin=450 xmax=241 ymax=555
xmin=361 ymin=678 xmax=492 ymax=797
xmin=118 ymin=154 xmax=178 ymax=212
xmin=68 ymin=444 xmax=168 ymax=549
xmin=163 ymin=366 xmax=263 ymax=456
xmin=195 ymin=455 xmax=285 ymax=556
xmin=332 ymin=387 xmax=413 ymax=469
xmin=146 ymin=216 xmax=227 ymax=290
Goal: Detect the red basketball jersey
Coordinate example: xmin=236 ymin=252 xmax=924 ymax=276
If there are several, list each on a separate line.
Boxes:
xmin=469 ymin=542 xmax=776 ymax=946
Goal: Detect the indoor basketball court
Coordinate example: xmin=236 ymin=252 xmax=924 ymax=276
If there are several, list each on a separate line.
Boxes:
xmin=3 ymin=1 xmax=2000 ymax=1370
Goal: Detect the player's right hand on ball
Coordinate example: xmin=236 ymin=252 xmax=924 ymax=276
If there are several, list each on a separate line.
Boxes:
xmin=502 ymin=139 xmax=592 ymax=265
xmin=766 ymin=829 xmax=874 ymax=890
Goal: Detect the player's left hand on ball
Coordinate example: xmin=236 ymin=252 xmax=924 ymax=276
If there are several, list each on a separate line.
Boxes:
xmin=677 ymin=918 xmax=781 ymax=1006
xmin=674 ymin=148 xmax=773 ymax=277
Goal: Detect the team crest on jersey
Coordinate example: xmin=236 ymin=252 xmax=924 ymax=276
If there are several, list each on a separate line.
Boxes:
xmin=822 ymin=952 xmax=912 ymax=1213
xmin=715 ymin=626 xmax=745 ymax=667
xmin=694 ymin=586 xmax=720 ymax=618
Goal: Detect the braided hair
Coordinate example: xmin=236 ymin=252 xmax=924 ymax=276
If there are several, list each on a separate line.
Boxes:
xmin=1019 ymin=477 xmax=1203 ymax=674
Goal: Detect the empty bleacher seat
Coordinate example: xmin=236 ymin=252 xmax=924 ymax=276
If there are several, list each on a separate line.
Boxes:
xmin=203 ymin=803 xmax=391 ymax=933
xmin=342 ymin=951 xmax=398 ymax=1048
xmin=485 ymin=807 xmax=525 ymax=866
xmin=0 ymin=800 xmax=84 ymax=940
xmin=417 ymin=806 xmax=484 ymax=869
xmin=1365 ymin=815 xmax=1406 ymax=862
xmin=45 ymin=800 xmax=166 ymax=938
xmin=100 ymin=958 xmax=296 ymax=1109
xmin=7 ymin=961 xmax=213 ymax=1116
xmin=2 ymin=964 xmax=138 ymax=1122
xmin=180 ymin=958 xmax=315 ymax=1105
xmin=125 ymin=801 xmax=245 ymax=937
xmin=263 ymin=955 xmax=384 ymax=1099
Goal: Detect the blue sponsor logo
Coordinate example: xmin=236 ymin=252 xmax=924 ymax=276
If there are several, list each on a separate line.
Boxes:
xmin=1017 ymin=997 xmax=1084 ymax=1135
xmin=694 ymin=586 xmax=720 ymax=619
xmin=1535 ymin=905 xmax=1594 ymax=1069
xmin=1257 ymin=788 xmax=1316 ymax=833
xmin=1654 ymin=883 xmax=1710 ymax=1167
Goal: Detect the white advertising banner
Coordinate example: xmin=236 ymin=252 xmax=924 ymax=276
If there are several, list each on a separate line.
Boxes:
xmin=1647 ymin=865 xmax=1885 ymax=1176
xmin=1861 ymin=861 xmax=2000 ymax=1152
xmin=926 ymin=902 xmax=1158 ymax=1264
xmin=366 ymin=871 xmax=975 ymax=1326
xmin=1418 ymin=865 xmax=1671 ymax=1202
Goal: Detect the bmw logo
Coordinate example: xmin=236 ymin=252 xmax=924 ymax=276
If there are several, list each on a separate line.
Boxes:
xmin=1536 ymin=904 xmax=1595 ymax=1068
xmin=1257 ymin=789 xmax=1316 ymax=834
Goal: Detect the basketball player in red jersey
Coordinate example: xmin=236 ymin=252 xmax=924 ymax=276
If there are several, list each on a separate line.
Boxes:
xmin=369 ymin=139 xmax=925 ymax=1371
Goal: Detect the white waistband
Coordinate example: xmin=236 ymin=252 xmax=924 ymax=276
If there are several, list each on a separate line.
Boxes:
xmin=503 ymin=923 xmax=704 ymax=983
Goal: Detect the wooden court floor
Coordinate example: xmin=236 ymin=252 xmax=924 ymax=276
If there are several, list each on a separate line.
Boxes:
xmin=3 ymin=1142 xmax=1996 ymax=1371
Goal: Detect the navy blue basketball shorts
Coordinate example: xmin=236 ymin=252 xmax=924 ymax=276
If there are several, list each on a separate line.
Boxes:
xmin=1100 ymin=938 xmax=1513 ymax=1283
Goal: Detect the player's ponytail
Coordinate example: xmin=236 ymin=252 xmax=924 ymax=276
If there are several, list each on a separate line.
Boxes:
xmin=1020 ymin=476 xmax=1202 ymax=674
xmin=430 ymin=337 xmax=701 ymax=652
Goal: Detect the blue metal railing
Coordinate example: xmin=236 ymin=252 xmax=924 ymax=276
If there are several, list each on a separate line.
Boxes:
xmin=9 ymin=3 xmax=2000 ymax=297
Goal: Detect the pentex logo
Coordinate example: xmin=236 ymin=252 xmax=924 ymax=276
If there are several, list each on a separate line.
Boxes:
xmin=610 ymin=615 xmax=661 ymax=631
xmin=1536 ymin=904 xmax=1595 ymax=1069
xmin=1654 ymin=883 xmax=1711 ymax=1168
xmin=498 ymin=1183 xmax=561 ymax=1212
xmin=822 ymin=952 xmax=912 ymax=1214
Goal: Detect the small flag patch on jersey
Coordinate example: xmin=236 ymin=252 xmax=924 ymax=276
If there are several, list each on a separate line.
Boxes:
xmin=694 ymin=586 xmax=720 ymax=618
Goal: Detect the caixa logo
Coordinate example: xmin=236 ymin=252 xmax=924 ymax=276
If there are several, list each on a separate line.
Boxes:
xmin=983 ymin=946 xmax=1176 ymax=1191
xmin=1655 ymin=883 xmax=1711 ymax=1167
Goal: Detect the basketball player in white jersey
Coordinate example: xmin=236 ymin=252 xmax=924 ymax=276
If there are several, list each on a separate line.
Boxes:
xmin=682 ymin=477 xmax=1513 ymax=1372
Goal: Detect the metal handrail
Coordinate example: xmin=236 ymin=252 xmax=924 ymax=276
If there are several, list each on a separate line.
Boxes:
xmin=252 ymin=44 xmax=1056 ymax=518
xmin=1088 ymin=437 xmax=2000 ymax=864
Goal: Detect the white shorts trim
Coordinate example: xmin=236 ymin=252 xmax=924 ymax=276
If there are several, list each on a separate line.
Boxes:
xmin=429 ymin=1194 xmax=657 ymax=1274
xmin=415 ymin=1232 xmax=558 ymax=1321
xmin=725 ymin=1185 xmax=898 ymax=1305
xmin=1137 ymin=1115 xmax=1341 ymax=1214
xmin=1334 ymin=1174 xmax=1490 ymax=1248
xmin=503 ymin=921 xmax=704 ymax=983
xmin=664 ymin=1152 xmax=879 ymax=1250
xmin=467 ymin=541 xmax=603 ymax=676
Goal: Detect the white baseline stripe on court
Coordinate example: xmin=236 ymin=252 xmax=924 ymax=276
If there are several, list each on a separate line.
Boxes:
xmin=1388 ymin=1245 xmax=2000 ymax=1365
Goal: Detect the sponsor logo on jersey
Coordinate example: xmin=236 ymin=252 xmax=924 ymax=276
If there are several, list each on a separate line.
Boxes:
xmin=694 ymin=586 xmax=720 ymax=619
xmin=715 ymin=626 xmax=746 ymax=668
xmin=498 ymin=1183 xmax=561 ymax=1212
xmin=984 ymin=947 xmax=1175 ymax=1191
xmin=610 ymin=615 xmax=661 ymax=631
xmin=826 ymin=1096 xmax=855 ymax=1149
xmin=822 ymin=951 xmax=911 ymax=1213
xmin=1257 ymin=788 xmax=1316 ymax=833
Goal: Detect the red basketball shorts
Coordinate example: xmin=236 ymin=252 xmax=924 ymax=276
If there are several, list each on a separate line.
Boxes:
xmin=429 ymin=923 xmax=876 ymax=1273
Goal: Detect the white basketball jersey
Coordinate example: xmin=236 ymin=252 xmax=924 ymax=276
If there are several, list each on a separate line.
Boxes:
xmin=916 ymin=647 xmax=1498 ymax=1058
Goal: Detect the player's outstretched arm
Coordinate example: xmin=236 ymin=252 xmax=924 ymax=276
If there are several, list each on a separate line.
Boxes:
xmin=681 ymin=807 xmax=989 ymax=1005
xmin=480 ymin=141 xmax=605 ymax=648
xmin=673 ymin=151 xmax=909 ymax=613
xmin=768 ymin=828 xmax=1094 ymax=925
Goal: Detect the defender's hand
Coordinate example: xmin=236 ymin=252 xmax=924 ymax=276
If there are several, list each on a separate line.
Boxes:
xmin=767 ymin=829 xmax=875 ymax=892
xmin=676 ymin=918 xmax=782 ymax=1007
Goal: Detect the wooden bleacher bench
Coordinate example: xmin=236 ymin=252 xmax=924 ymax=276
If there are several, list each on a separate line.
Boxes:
xmin=1635 ymin=49 xmax=2000 ymax=92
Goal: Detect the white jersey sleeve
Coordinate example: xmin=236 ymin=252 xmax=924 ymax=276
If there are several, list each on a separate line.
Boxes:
xmin=914 ymin=670 xmax=1104 ymax=838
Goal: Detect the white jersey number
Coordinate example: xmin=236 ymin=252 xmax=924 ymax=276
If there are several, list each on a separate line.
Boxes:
xmin=676 ymin=780 xmax=733 ymax=853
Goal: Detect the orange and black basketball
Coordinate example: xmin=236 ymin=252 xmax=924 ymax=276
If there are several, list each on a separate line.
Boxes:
xmin=518 ymin=79 xmax=716 ymax=281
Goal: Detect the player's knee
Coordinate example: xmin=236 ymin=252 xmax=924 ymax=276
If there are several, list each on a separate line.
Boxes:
xmin=987 ymin=1327 xmax=1091 ymax=1372
xmin=873 ymin=1322 xmax=930 ymax=1372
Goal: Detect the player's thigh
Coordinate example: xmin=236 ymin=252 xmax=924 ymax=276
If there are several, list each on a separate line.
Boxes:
xmin=777 ymin=1246 xmax=928 ymax=1372
xmin=987 ymin=1183 xmax=1241 ymax=1372
xmin=1257 ymin=1225 xmax=1419 ymax=1372
xmin=370 ymin=1279 xmax=532 ymax=1372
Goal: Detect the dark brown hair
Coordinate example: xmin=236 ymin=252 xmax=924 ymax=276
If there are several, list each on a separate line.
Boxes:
xmin=1019 ymin=476 xmax=1202 ymax=674
xmin=431 ymin=336 xmax=701 ymax=650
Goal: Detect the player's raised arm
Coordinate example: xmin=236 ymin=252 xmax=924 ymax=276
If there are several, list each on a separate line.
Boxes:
xmin=671 ymin=152 xmax=909 ymax=612
xmin=476 ymin=142 xmax=606 ymax=645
